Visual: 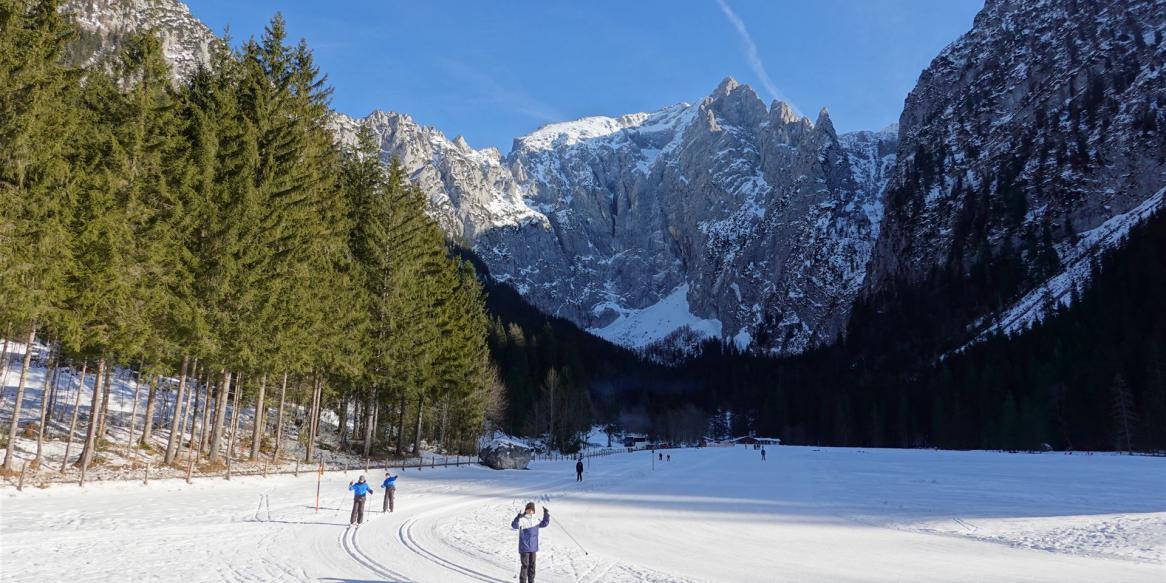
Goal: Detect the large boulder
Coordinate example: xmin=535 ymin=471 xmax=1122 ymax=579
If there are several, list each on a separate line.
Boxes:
xmin=479 ymin=439 xmax=533 ymax=470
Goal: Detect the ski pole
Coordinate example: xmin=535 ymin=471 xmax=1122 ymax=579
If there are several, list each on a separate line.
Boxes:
xmin=554 ymin=516 xmax=589 ymax=555
xmin=515 ymin=509 xmax=522 ymax=580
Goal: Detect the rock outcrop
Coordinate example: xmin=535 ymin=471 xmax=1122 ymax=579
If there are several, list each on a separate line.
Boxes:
xmin=478 ymin=440 xmax=533 ymax=470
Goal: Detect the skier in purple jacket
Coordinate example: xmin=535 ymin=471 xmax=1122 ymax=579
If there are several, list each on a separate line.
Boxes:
xmin=511 ymin=502 xmax=550 ymax=583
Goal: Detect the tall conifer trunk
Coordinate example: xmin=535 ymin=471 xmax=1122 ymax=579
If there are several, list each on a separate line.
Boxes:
xmin=199 ymin=376 xmax=213 ymax=454
xmin=395 ymin=395 xmax=406 ymax=455
xmin=62 ymin=362 xmax=87 ymax=471
xmin=411 ymin=394 xmax=424 ymax=455
xmin=2 ymin=325 xmax=38 ymax=471
xmin=208 ymin=370 xmax=231 ymax=464
xmin=140 ymin=372 xmax=161 ymax=446
xmin=272 ymin=373 xmax=288 ymax=462
xmin=76 ymin=357 xmax=107 ymax=469
xmin=96 ymin=365 xmax=112 ymax=440
xmin=164 ymin=355 xmax=190 ymax=464
xmin=363 ymin=392 xmax=375 ymax=458
xmin=33 ymin=345 xmax=58 ymax=466
xmin=250 ymin=373 xmax=267 ymax=460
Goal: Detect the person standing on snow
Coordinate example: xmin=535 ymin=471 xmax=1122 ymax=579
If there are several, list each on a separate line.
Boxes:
xmin=575 ymin=459 xmax=584 ymax=482
xmin=381 ymin=472 xmax=398 ymax=512
xmin=511 ymin=502 xmax=550 ymax=583
xmin=761 ymin=448 xmax=767 ymax=461
xmin=348 ymin=475 xmax=374 ymax=525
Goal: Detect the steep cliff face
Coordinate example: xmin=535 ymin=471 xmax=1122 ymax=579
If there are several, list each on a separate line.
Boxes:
xmin=72 ymin=0 xmax=1165 ymax=356
xmin=867 ymin=0 xmax=1166 ymax=306
xmin=62 ymin=0 xmax=217 ymax=79
xmin=496 ymin=80 xmax=896 ymax=354
xmin=331 ymin=79 xmax=896 ymax=354
xmin=330 ymin=111 xmax=545 ymax=242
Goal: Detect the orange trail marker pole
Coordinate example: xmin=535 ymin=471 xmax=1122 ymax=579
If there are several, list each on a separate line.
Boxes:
xmin=315 ymin=463 xmax=324 ymax=512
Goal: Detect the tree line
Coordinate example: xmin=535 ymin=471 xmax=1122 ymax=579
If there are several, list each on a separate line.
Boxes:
xmin=647 ymin=205 xmax=1166 ymax=452
xmin=0 ymin=2 xmax=498 ymax=474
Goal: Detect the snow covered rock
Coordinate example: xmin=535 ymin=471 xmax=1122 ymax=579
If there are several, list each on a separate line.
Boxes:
xmin=866 ymin=0 xmax=1166 ymax=326
xmin=478 ymin=439 xmax=533 ymax=470
xmin=71 ymin=0 xmax=1165 ymax=356
xmin=332 ymin=79 xmax=897 ymax=355
xmin=61 ymin=0 xmax=218 ymax=81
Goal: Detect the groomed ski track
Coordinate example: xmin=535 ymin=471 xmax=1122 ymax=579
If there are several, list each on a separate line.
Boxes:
xmin=2 ymin=447 xmax=1163 ymax=582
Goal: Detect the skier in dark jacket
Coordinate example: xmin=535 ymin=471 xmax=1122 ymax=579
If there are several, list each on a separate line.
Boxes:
xmin=381 ymin=473 xmax=398 ymax=512
xmin=511 ymin=502 xmax=550 ymax=583
xmin=575 ymin=459 xmax=583 ymax=482
xmin=761 ymin=448 xmax=767 ymax=461
xmin=348 ymin=476 xmax=374 ymax=525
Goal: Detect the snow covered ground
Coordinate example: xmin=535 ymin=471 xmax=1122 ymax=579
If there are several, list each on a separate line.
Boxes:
xmin=588 ymin=284 xmax=723 ymax=349
xmin=2 ymin=446 xmax=1163 ymax=582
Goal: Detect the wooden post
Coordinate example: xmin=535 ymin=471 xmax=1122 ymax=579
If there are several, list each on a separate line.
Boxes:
xmin=186 ymin=454 xmax=194 ymax=484
xmin=263 ymin=461 xmax=268 ymax=478
xmin=17 ymin=461 xmax=26 ymax=491
xmin=143 ymin=463 xmax=150 ymax=486
xmin=294 ymin=460 xmax=299 ymax=477
xmin=225 ymin=456 xmax=231 ymax=480
xmin=315 ymin=462 xmax=323 ymax=512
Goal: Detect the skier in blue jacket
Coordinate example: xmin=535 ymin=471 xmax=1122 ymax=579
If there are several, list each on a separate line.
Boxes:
xmin=348 ymin=476 xmax=374 ymax=525
xmin=381 ymin=473 xmax=398 ymax=512
xmin=511 ymin=502 xmax=550 ymax=583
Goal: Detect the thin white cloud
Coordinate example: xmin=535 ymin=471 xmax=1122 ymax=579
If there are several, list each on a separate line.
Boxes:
xmin=438 ymin=58 xmax=563 ymax=123
xmin=715 ymin=0 xmax=798 ymax=111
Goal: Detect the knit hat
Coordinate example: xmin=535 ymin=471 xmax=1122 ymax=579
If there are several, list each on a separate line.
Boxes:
xmin=358 ymin=475 xmax=366 ymax=483
xmin=525 ymin=502 xmax=536 ymax=513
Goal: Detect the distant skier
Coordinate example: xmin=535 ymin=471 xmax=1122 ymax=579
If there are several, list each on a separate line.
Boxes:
xmin=666 ymin=454 xmax=670 ymax=462
xmin=575 ymin=459 xmax=583 ymax=482
xmin=381 ymin=472 xmax=398 ymax=512
xmin=348 ymin=475 xmax=374 ymax=525
xmin=761 ymin=448 xmax=767 ymax=461
xmin=658 ymin=452 xmax=663 ymax=461
xmin=511 ymin=502 xmax=550 ymax=583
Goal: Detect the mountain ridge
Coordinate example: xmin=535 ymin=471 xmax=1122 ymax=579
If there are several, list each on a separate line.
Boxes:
xmin=60 ymin=0 xmax=1165 ymax=356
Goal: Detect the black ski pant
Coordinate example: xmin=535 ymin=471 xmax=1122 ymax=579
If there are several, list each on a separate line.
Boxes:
xmin=576 ymin=471 xmax=582 ymax=482
xmin=519 ymin=551 xmax=537 ymax=583
xmin=350 ymin=495 xmax=366 ymax=524
xmin=383 ymin=486 xmax=396 ymax=512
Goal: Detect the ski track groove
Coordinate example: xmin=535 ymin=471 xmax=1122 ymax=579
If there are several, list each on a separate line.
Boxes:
xmin=340 ymin=520 xmax=412 ymax=582
xmin=399 ymin=517 xmax=511 ymax=583
xmin=391 ymin=468 xmax=581 ymax=583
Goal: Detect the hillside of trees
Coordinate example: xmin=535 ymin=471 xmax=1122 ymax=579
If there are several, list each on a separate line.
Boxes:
xmin=660 ymin=207 xmax=1166 ymax=452
xmin=0 ymin=5 xmax=496 ymax=474
xmin=3 ymin=1 xmax=1160 ymax=474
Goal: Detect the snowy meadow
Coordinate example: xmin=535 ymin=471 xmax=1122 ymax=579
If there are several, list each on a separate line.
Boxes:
xmin=2 ymin=446 xmax=1163 ymax=582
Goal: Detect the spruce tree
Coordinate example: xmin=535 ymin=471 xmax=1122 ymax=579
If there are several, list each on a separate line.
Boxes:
xmin=0 ymin=0 xmax=81 ymax=470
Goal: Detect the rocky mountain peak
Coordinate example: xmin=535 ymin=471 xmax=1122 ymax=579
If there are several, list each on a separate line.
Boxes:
xmin=771 ymin=100 xmax=800 ymax=125
xmin=704 ymin=79 xmax=768 ymax=131
xmin=70 ymin=0 xmax=1159 ymax=358
xmin=814 ymin=107 xmax=836 ymax=137
xmin=713 ymin=75 xmax=741 ymax=96
xmin=61 ymin=0 xmax=218 ymax=81
xmin=865 ymin=0 xmax=1165 ymax=338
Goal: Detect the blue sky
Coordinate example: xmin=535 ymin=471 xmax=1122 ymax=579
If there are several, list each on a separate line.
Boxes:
xmin=185 ymin=0 xmax=983 ymax=152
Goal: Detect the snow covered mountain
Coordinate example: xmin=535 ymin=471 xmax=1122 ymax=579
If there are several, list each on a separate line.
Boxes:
xmin=61 ymin=0 xmax=218 ymax=80
xmin=866 ymin=0 xmax=1166 ymax=327
xmin=334 ymin=79 xmax=897 ymax=354
xmin=64 ymin=0 xmax=1165 ymax=355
